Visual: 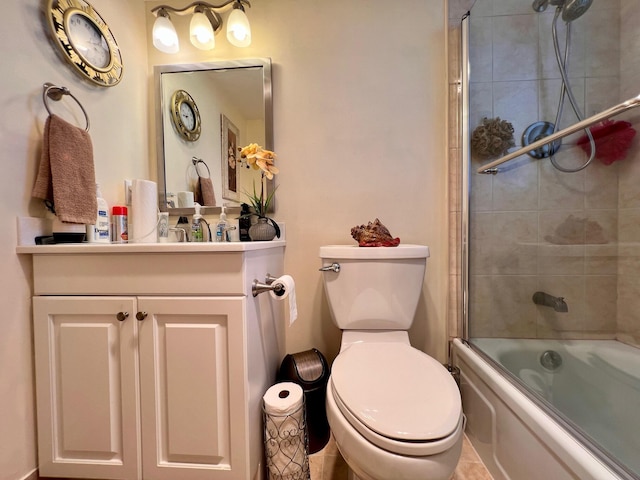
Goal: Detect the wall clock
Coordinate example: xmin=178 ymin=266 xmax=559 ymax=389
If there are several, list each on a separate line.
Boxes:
xmin=45 ymin=0 xmax=123 ymax=87
xmin=170 ymin=90 xmax=202 ymax=142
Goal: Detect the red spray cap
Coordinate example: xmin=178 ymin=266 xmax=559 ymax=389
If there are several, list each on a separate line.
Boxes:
xmin=112 ymin=206 xmax=127 ymax=216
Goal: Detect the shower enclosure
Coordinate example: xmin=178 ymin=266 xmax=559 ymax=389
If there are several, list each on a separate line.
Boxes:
xmin=458 ymin=1 xmax=640 ymax=479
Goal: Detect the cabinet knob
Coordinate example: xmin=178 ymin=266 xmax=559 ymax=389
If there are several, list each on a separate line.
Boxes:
xmin=116 ymin=311 xmax=129 ymax=322
xmin=136 ymin=311 xmax=148 ymax=321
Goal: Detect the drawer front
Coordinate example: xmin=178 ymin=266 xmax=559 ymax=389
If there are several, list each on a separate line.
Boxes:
xmin=33 ymin=253 xmax=245 ymax=296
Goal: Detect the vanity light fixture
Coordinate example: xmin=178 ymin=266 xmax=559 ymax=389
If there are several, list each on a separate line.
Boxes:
xmin=226 ymin=1 xmax=251 ymax=47
xmin=151 ymin=0 xmax=251 ymax=53
xmin=153 ymin=9 xmax=180 ymax=54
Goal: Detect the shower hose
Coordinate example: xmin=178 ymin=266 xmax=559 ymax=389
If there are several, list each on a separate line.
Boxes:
xmin=549 ymin=7 xmax=596 ymax=173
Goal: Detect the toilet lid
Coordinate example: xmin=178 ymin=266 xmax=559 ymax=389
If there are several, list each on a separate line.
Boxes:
xmin=331 ymin=342 xmax=461 ymax=442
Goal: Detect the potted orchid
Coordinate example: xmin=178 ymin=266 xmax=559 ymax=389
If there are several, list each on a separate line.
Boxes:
xmin=238 ymin=143 xmax=280 ymax=240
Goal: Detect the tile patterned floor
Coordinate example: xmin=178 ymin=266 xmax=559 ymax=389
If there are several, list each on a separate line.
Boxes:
xmin=309 ymin=433 xmax=493 ymax=480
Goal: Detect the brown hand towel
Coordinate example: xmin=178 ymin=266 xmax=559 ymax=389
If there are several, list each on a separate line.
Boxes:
xmin=32 ymin=114 xmax=97 ymax=224
xmin=199 ymin=176 xmax=216 ymax=206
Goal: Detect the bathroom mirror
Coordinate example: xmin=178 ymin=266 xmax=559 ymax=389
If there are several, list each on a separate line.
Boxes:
xmin=154 ymin=58 xmax=273 ymax=214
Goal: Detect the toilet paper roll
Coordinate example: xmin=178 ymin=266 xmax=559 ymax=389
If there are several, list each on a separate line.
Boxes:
xmin=131 ymin=179 xmax=158 ymax=243
xmin=270 ymin=275 xmax=298 ymax=326
xmin=263 ymin=382 xmax=307 ymax=478
xmin=263 ymin=381 xmax=304 ymax=415
xmin=177 ymin=191 xmax=194 ymax=208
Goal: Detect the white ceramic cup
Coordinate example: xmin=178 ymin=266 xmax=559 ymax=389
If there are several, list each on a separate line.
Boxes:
xmin=177 ymin=191 xmax=194 ymax=208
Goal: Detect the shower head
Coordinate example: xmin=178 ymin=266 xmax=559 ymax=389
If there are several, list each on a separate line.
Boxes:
xmin=561 ymin=0 xmax=593 ymax=22
xmin=532 ymin=0 xmax=593 ymax=21
xmin=532 ymin=0 xmax=549 ymax=12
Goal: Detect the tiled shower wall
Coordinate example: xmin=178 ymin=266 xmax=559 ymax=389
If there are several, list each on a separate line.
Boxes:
xmin=448 ymin=0 xmax=640 ymax=347
xmin=616 ymin=0 xmax=640 ymax=346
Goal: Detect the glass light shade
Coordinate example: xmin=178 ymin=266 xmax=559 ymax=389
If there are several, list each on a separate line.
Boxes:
xmin=190 ymin=12 xmax=215 ymax=50
xmin=153 ymin=15 xmax=179 ymax=54
xmin=226 ymin=8 xmax=251 ymax=47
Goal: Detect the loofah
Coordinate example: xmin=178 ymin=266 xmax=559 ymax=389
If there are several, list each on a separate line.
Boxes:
xmin=471 ymin=117 xmax=515 ymax=159
xmin=577 ymin=120 xmax=637 ymax=165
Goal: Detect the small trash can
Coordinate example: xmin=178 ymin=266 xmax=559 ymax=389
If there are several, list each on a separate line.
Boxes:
xmin=277 ymin=348 xmax=330 ymax=454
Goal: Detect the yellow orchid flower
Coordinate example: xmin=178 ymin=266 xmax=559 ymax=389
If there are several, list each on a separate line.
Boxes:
xmin=256 ymin=159 xmax=279 ymax=179
xmin=239 ymin=143 xmax=260 ymax=157
xmin=239 ymin=143 xmax=279 ymax=178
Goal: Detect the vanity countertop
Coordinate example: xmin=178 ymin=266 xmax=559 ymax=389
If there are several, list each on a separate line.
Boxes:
xmin=17 ymin=240 xmax=286 ymax=255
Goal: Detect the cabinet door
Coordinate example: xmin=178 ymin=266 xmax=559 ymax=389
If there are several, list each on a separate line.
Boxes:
xmin=33 ymin=296 xmax=140 ymax=480
xmin=138 ymin=297 xmax=248 ymax=480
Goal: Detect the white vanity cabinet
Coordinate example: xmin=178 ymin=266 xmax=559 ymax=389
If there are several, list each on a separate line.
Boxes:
xmin=21 ymin=243 xmax=286 ymax=480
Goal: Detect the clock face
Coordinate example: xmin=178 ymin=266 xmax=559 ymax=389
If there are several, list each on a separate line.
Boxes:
xmin=68 ymin=12 xmax=110 ymax=69
xmin=46 ymin=0 xmax=123 ymax=87
xmin=180 ymin=102 xmax=196 ymax=131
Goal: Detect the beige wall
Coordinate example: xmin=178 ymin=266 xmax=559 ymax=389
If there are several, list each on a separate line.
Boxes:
xmin=3 ymin=1 xmax=448 ymax=478
xmin=2 ymin=1 xmax=148 ymax=479
xmin=147 ymin=0 xmax=450 ymax=362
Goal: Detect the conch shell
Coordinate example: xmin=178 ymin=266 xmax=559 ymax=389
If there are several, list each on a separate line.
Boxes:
xmin=351 ymin=218 xmax=400 ymax=247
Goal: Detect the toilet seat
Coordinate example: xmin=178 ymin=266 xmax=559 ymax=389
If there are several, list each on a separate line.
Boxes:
xmin=331 ymin=342 xmax=462 ymax=456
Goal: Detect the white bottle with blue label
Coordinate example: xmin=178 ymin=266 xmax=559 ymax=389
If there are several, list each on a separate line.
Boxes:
xmin=87 ymin=184 xmax=110 ymax=243
xmin=215 ymin=206 xmax=228 ymax=242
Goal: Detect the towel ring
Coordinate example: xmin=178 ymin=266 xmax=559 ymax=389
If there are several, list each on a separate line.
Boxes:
xmin=42 ymin=82 xmax=90 ymax=132
xmin=192 ymin=157 xmax=211 ymax=178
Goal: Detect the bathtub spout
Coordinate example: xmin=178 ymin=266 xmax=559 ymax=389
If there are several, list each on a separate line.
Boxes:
xmin=532 ymin=291 xmax=568 ymax=312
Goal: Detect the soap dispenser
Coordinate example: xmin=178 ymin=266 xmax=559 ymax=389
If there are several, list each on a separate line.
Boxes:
xmin=191 ymin=203 xmax=204 ymax=242
xmin=215 ymin=206 xmax=228 ymax=242
xmin=239 ymin=203 xmax=251 ymax=242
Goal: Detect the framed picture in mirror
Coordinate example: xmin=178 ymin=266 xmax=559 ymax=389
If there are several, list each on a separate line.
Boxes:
xmin=221 ymin=114 xmax=240 ymax=201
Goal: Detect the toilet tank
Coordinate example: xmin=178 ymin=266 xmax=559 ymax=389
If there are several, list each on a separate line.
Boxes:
xmin=319 ymin=245 xmax=430 ymax=330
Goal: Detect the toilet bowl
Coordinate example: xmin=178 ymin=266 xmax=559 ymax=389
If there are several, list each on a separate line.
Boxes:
xmin=319 ymin=245 xmax=463 ymax=480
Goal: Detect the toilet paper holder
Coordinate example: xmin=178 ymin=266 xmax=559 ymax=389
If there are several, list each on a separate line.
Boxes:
xmin=252 ymin=274 xmax=286 ymax=297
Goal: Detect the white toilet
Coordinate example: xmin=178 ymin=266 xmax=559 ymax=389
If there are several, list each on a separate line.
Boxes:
xmin=319 ymin=244 xmax=463 ymax=480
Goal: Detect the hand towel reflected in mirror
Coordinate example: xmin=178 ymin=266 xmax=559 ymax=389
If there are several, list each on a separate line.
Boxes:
xmin=193 ymin=158 xmax=216 ymax=207
xmin=32 ymin=114 xmax=97 ymax=224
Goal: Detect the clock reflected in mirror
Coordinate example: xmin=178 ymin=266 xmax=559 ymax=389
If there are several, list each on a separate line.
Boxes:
xmin=170 ymin=90 xmax=201 ymax=142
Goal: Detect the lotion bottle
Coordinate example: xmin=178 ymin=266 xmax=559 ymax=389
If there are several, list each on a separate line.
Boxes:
xmin=191 ymin=202 xmax=204 ymax=242
xmin=88 ymin=184 xmax=110 ymax=243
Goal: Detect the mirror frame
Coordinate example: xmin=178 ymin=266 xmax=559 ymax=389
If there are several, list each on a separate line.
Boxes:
xmin=154 ymin=57 xmax=273 ymax=215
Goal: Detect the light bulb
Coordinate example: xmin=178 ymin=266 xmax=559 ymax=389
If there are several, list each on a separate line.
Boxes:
xmin=152 ymin=15 xmax=179 ymax=54
xmin=190 ymin=11 xmax=215 ymax=50
xmin=226 ymin=8 xmax=251 ymax=47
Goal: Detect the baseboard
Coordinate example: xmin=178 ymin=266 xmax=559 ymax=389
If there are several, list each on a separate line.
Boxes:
xmin=19 ymin=469 xmax=38 ymax=480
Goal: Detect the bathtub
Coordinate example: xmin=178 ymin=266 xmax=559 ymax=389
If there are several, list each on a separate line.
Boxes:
xmin=452 ymin=338 xmax=640 ymax=480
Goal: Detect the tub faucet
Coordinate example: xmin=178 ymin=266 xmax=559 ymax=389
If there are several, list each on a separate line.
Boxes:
xmin=532 ymin=291 xmax=568 ymax=313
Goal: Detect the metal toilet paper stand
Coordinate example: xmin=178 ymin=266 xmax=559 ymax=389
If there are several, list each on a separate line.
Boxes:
xmin=263 ymin=400 xmax=310 ymax=480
